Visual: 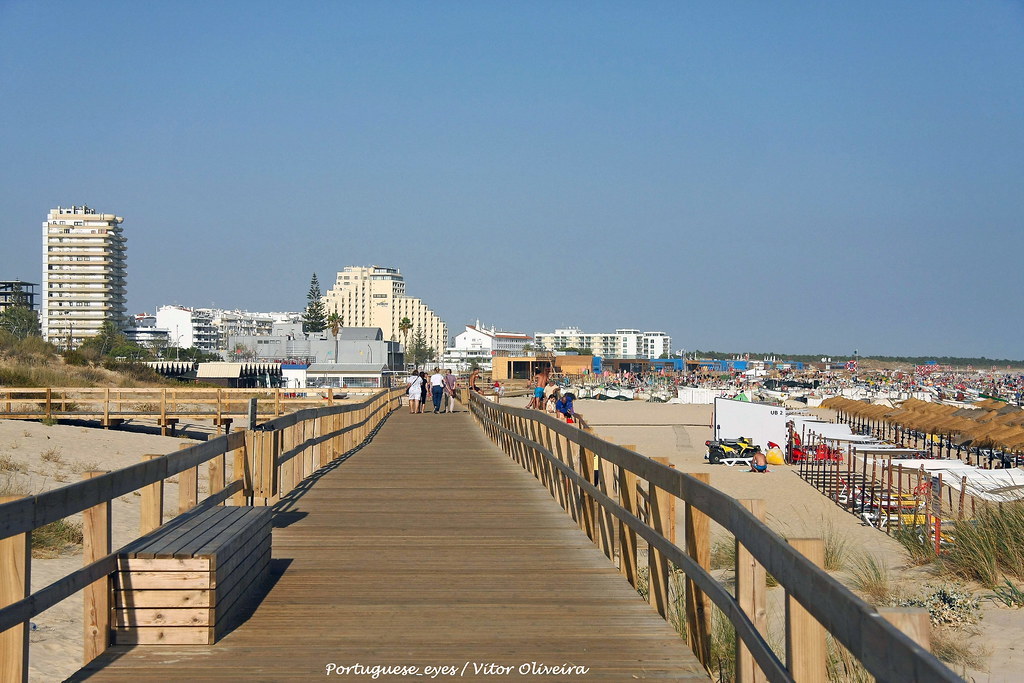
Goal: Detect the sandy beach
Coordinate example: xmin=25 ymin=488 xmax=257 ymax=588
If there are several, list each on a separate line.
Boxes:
xmin=578 ymin=399 xmax=1022 ymax=682
xmin=0 ymin=418 xmax=220 ymax=682
xmin=4 ymin=401 xmax=1023 ymax=681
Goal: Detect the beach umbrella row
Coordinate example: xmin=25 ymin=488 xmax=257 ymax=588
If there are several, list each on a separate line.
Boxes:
xmin=820 ymin=396 xmax=1024 ymax=452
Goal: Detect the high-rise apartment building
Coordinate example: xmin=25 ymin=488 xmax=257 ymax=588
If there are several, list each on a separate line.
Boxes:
xmin=41 ymin=205 xmax=126 ymax=346
xmin=323 ymin=266 xmax=447 ymax=356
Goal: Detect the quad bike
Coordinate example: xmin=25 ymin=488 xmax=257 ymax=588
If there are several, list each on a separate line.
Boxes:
xmin=705 ymin=436 xmax=757 ymax=464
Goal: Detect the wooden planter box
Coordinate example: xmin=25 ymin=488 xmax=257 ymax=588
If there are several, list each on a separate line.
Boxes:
xmin=113 ymin=506 xmax=273 ymax=645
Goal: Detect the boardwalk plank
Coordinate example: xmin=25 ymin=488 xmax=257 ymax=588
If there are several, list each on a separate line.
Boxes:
xmin=73 ymin=411 xmax=706 ymax=680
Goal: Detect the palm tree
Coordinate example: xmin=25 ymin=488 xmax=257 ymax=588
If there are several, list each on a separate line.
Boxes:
xmin=328 ymin=307 xmax=343 ymax=362
xmin=399 ymin=317 xmax=413 ymax=353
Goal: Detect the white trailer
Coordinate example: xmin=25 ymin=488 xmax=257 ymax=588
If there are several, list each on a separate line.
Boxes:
xmin=713 ymin=397 xmax=788 ymax=451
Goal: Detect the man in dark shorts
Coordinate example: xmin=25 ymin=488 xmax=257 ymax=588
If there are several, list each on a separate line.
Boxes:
xmin=749 ymin=447 xmax=768 ymax=473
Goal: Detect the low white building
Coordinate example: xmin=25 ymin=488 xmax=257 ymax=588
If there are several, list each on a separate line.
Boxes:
xmin=306 ymin=363 xmax=389 ymax=389
xmin=445 ymin=322 xmax=532 ymax=370
xmin=123 ymin=314 xmax=170 ymax=350
xmin=534 ymin=326 xmax=672 ymax=360
xmin=155 ymin=306 xmax=218 ymax=353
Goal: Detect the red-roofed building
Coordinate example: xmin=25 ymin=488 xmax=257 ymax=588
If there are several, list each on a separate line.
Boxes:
xmin=445 ymin=322 xmax=533 ymax=370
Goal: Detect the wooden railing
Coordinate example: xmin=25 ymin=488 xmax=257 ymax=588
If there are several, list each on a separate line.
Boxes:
xmin=469 ymin=393 xmax=958 ymax=683
xmin=0 ymin=387 xmax=381 ymax=431
xmin=0 ymin=387 xmax=403 ymax=682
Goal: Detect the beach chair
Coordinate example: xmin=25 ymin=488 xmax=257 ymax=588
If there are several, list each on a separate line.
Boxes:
xmin=721 ymin=456 xmax=753 ymax=468
xmin=878 ymin=512 xmax=930 ymax=530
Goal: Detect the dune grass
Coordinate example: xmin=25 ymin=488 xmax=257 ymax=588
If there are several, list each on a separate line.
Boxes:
xmin=942 ymin=502 xmax=1024 ymax=587
xmin=849 ymin=554 xmax=900 ymax=606
xmin=31 ymin=519 xmax=84 ymax=558
xmin=820 ymin=516 xmax=848 ymax=572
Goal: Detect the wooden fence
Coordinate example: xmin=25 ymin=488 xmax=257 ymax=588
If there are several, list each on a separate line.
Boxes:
xmin=469 ymin=393 xmax=958 ymax=682
xmin=0 ymin=387 xmax=380 ymax=432
xmin=0 ymin=387 xmax=403 ymax=682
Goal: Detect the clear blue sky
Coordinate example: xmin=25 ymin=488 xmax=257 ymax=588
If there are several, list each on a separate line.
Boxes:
xmin=2 ymin=1 xmax=1022 ymax=359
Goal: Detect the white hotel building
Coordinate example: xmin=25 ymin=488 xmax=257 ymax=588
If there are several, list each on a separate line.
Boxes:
xmin=534 ymin=327 xmax=671 ymax=360
xmin=41 ymin=205 xmax=127 ymax=346
xmin=323 ymin=266 xmax=447 ymax=356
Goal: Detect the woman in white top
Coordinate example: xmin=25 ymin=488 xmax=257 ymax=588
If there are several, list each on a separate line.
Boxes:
xmin=406 ymin=372 xmax=424 ymax=414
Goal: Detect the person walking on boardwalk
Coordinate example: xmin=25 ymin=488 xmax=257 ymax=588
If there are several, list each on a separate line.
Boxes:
xmin=469 ymin=368 xmax=481 ymax=393
xmin=406 ymin=370 xmax=423 ymax=414
xmin=443 ymin=369 xmax=458 ymax=413
xmin=418 ymin=371 xmax=428 ymax=413
xmin=430 ymin=368 xmax=445 ymax=413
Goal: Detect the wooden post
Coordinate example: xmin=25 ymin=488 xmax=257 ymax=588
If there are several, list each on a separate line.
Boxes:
xmin=178 ymin=443 xmax=198 ymax=515
xmin=576 ymin=444 xmax=596 ymax=540
xmin=264 ymin=430 xmax=280 ymax=503
xmin=597 ymin=454 xmax=617 ymax=561
xmin=0 ymin=495 xmax=30 ymax=683
xmin=736 ymin=499 xmax=768 ymax=683
xmin=786 ymin=538 xmax=827 ymax=682
xmin=236 ymin=428 xmax=254 ymax=505
xmin=647 ymin=483 xmax=669 ymax=617
xmin=82 ymin=471 xmax=111 ymax=664
xmin=878 ymin=607 xmax=931 ymax=651
xmin=617 ymin=468 xmax=640 ymax=586
xmin=684 ymin=471 xmax=712 ymax=668
xmin=160 ymin=388 xmax=168 ymax=435
xmin=209 ymin=451 xmax=226 ymax=505
xmin=140 ymin=454 xmax=164 ymax=534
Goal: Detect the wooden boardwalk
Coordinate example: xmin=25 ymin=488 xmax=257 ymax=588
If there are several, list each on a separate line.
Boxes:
xmin=73 ymin=408 xmax=706 ymax=680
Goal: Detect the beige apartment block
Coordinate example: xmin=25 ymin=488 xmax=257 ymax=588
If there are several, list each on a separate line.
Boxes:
xmin=41 ymin=205 xmax=126 ymax=347
xmin=323 ymin=265 xmax=447 ymax=356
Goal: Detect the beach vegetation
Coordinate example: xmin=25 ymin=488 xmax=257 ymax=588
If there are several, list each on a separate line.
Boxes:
xmin=820 ymin=516 xmax=848 ymax=571
xmin=31 ymin=518 xmax=83 ymax=558
xmin=0 ymin=473 xmax=29 ymax=497
xmin=893 ymin=526 xmax=937 ymax=566
xmin=0 ymin=453 xmax=28 ymax=474
xmin=940 ymin=502 xmax=1024 ymax=587
xmin=709 ymin=608 xmax=736 ymax=683
xmin=40 ymin=447 xmax=63 ymax=464
xmin=710 ymin=538 xmax=737 ymax=570
xmin=848 ymin=554 xmax=899 ymax=606
xmin=931 ymin=626 xmax=989 ymax=675
xmin=898 ymin=583 xmax=980 ymax=628
xmin=826 ymin=635 xmax=871 ymax=683
xmin=985 ymin=579 xmax=1024 ymax=608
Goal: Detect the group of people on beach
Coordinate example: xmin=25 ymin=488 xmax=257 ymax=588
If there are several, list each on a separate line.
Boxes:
xmin=406 ymin=368 xmax=460 ymax=414
xmin=528 ymin=375 xmax=578 ymax=424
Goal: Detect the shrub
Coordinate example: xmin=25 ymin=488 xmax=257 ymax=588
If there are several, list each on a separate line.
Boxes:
xmin=0 ymin=453 xmax=27 ymax=473
xmin=40 ymin=447 xmax=63 ymax=464
xmin=62 ymin=349 xmax=90 ymax=366
xmin=899 ymin=584 xmax=980 ymax=628
xmin=31 ymin=519 xmax=84 ymax=558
